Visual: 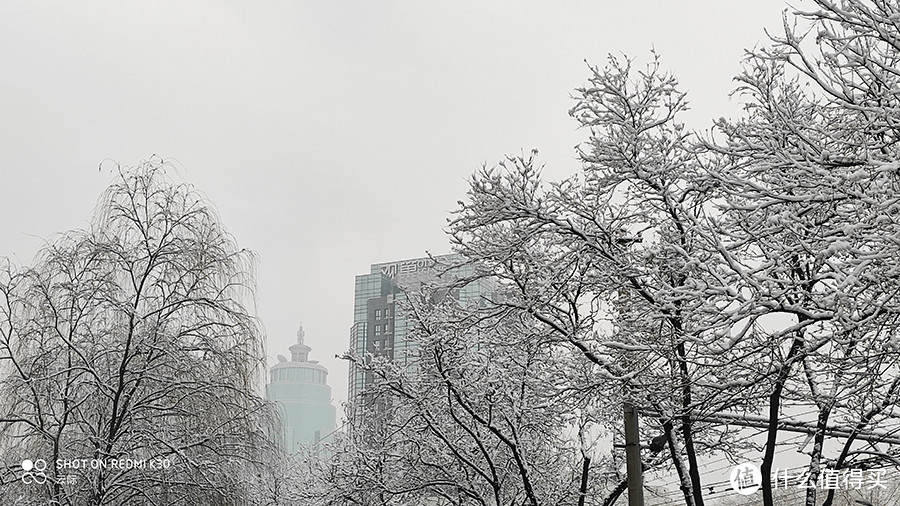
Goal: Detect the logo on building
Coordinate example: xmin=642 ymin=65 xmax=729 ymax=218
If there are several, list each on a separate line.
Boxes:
xmin=379 ymin=258 xmax=434 ymax=279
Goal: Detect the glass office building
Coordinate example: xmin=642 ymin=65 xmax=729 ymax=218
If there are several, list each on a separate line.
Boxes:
xmin=347 ymin=254 xmax=493 ymax=412
xmin=266 ymin=326 xmax=336 ymax=452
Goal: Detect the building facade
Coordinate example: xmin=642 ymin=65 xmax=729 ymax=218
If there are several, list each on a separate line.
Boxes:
xmin=266 ymin=326 xmax=336 ymax=452
xmin=348 ymin=254 xmax=492 ymax=410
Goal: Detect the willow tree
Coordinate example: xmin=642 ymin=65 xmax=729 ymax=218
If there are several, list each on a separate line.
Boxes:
xmin=0 ymin=160 xmax=280 ymax=505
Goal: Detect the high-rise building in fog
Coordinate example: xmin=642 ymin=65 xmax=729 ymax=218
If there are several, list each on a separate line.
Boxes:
xmin=348 ymin=254 xmax=492 ymax=410
xmin=266 ymin=326 xmax=336 ymax=452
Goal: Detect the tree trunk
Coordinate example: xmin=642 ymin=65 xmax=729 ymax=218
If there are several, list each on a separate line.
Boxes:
xmin=602 ymin=478 xmax=628 ymax=506
xmin=804 ymin=404 xmax=831 ymax=506
xmin=578 ymin=456 xmax=590 ymax=506
xmin=662 ymin=418 xmax=695 ymax=506
xmin=761 ymin=337 xmax=805 ymax=506
xmin=675 ymin=340 xmax=704 ymax=506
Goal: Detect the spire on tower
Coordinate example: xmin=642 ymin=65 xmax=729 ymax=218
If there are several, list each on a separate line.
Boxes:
xmin=290 ymin=325 xmax=312 ymax=362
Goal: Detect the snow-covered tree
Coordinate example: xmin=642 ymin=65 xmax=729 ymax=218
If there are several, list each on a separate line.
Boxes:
xmin=707 ymin=1 xmax=900 ymax=505
xmin=0 ymin=160 xmax=280 ymax=505
xmin=330 ymin=275 xmax=618 ymax=506
xmin=328 ymin=3 xmax=900 ymax=505
xmin=447 ymin=3 xmax=900 ymax=506
xmin=447 ymin=52 xmax=766 ymax=506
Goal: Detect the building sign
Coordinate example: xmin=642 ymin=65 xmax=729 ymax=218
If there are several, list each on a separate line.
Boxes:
xmin=379 ymin=258 xmax=434 ymax=278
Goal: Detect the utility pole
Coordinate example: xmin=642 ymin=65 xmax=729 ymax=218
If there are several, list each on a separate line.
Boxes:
xmin=624 ymin=400 xmax=644 ymax=506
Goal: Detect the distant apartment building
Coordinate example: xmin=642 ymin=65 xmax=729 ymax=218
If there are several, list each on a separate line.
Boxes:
xmin=266 ymin=326 xmax=336 ymax=452
xmin=348 ymin=254 xmax=492 ymax=412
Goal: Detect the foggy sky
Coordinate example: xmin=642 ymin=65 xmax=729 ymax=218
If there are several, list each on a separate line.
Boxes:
xmin=0 ymin=0 xmax=790 ymax=418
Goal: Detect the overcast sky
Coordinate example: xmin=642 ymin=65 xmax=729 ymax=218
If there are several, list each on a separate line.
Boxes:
xmin=0 ymin=0 xmax=790 ymax=417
